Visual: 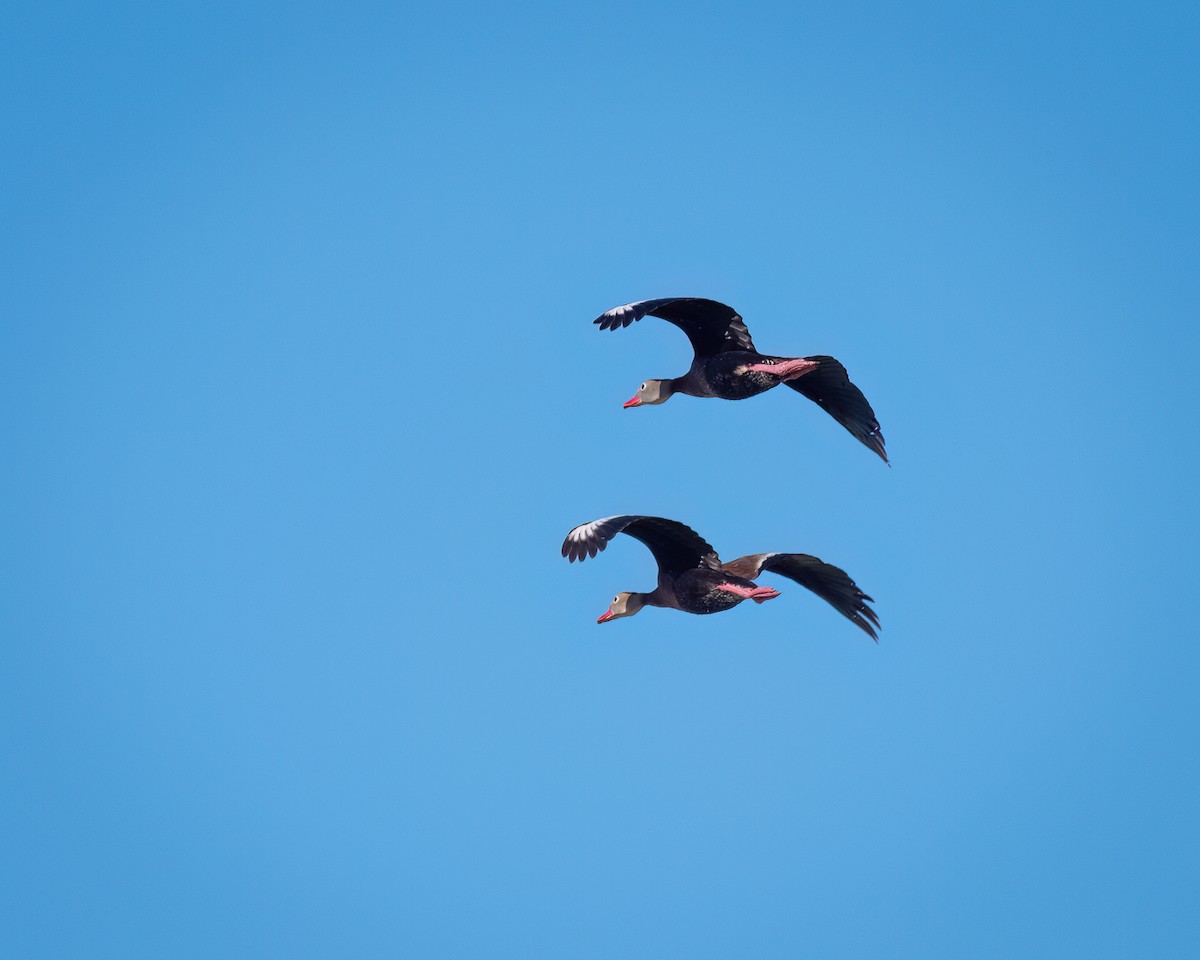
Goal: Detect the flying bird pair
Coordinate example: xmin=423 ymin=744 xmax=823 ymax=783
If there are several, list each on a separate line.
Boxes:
xmin=562 ymin=297 xmax=885 ymax=640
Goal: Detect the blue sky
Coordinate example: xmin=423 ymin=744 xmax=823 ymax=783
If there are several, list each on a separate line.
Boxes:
xmin=3 ymin=1 xmax=1198 ymax=956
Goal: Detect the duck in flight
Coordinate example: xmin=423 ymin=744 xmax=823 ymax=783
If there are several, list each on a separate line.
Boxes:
xmin=562 ymin=515 xmax=879 ymax=640
xmin=595 ymin=297 xmax=888 ymax=463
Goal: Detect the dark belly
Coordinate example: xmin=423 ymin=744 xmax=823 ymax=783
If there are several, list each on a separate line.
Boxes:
xmin=673 ymin=568 xmax=746 ymax=615
xmin=688 ymin=590 xmax=743 ymax=615
xmin=696 ymin=353 xmax=780 ymax=401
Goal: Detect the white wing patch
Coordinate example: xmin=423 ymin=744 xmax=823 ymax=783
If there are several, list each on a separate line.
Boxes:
xmin=603 ymin=303 xmax=638 ymax=319
xmin=563 ymin=515 xmax=628 ymax=562
xmin=728 ymin=314 xmax=753 ymax=349
xmin=567 ymin=515 xmax=621 ymax=544
xmin=757 ymin=553 xmax=782 ymax=577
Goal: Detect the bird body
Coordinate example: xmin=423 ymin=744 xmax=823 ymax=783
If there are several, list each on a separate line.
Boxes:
xmin=636 ymin=562 xmax=769 ymax=616
xmin=675 ymin=351 xmax=820 ymax=401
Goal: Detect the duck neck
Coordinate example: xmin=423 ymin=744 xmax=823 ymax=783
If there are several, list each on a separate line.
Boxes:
xmin=641 ymin=587 xmax=668 ymax=609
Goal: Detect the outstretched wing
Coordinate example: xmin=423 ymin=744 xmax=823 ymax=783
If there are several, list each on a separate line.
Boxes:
xmin=594 ymin=298 xmax=756 ymax=358
xmin=562 ymin=515 xmax=717 ymax=578
xmin=722 ymin=552 xmax=880 ymax=641
xmin=784 ymin=356 xmax=887 ymax=463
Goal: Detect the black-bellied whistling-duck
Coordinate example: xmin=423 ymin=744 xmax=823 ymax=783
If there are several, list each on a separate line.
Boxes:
xmin=594 ymin=297 xmax=888 ymax=463
xmin=561 ymin=515 xmax=879 ymax=640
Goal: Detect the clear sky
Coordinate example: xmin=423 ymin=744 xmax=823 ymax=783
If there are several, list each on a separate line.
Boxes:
xmin=3 ymin=1 xmax=1198 ymax=957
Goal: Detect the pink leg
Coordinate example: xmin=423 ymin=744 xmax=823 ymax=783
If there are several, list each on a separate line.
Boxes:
xmin=718 ymin=583 xmax=782 ymax=604
xmin=744 ymin=358 xmax=818 ymax=381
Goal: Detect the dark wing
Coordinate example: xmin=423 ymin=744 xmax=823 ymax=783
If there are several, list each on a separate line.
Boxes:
xmin=785 ymin=356 xmax=888 ymax=463
xmin=594 ymin=298 xmax=756 ymax=358
xmin=562 ymin=515 xmax=717 ymax=578
xmin=722 ymin=552 xmax=880 ymax=641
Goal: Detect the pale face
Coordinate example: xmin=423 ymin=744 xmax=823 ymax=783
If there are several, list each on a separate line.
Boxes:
xmin=623 ymin=380 xmax=671 ymax=409
xmin=596 ymin=591 xmax=643 ymax=623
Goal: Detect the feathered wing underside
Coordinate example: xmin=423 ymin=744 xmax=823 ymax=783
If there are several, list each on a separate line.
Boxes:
xmin=594 ymin=298 xmax=756 ymax=358
xmin=785 ymin=356 xmax=888 ymax=463
xmin=561 ymin=515 xmax=717 ymax=578
xmin=723 ymin=552 xmax=880 ymax=641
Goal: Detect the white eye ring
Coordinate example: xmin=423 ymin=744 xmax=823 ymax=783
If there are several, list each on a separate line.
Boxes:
xmin=640 ymin=383 xmax=646 ymax=390
xmin=613 ymin=596 xmax=619 ymax=603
